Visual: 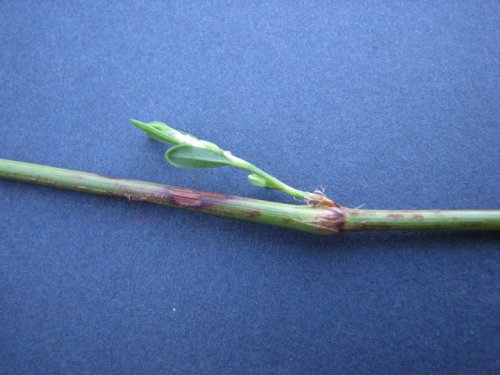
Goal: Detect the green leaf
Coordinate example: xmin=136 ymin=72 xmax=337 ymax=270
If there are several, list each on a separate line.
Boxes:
xmin=248 ymin=173 xmax=275 ymax=189
xmin=130 ymin=119 xmax=177 ymax=144
xmin=165 ymin=145 xmax=233 ymax=168
xmin=131 ymin=119 xmax=223 ymax=152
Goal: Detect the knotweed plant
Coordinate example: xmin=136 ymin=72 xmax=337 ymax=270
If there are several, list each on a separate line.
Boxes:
xmin=130 ymin=120 xmax=333 ymax=207
xmin=0 ymin=120 xmax=499 ymax=235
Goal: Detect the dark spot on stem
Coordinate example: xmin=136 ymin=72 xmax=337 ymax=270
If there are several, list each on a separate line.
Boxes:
xmin=165 ymin=188 xmax=203 ymax=208
xmin=312 ymin=207 xmax=346 ymax=234
xmin=247 ymin=210 xmax=262 ymax=218
xmin=198 ymin=191 xmax=227 ymax=200
xmin=160 ymin=187 xmax=233 ymax=210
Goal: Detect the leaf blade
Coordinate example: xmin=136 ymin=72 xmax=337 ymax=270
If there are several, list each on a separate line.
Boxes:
xmin=165 ymin=145 xmax=233 ymax=168
xmin=130 ymin=119 xmax=178 ymax=144
xmin=248 ymin=173 xmax=275 ymax=189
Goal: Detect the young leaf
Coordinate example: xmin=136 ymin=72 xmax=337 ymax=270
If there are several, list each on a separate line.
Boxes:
xmin=131 ymin=119 xmax=313 ymax=202
xmin=248 ymin=174 xmax=276 ymax=189
xmin=131 ymin=119 xmax=224 ymax=152
xmin=130 ymin=119 xmax=178 ymax=144
xmin=165 ymin=145 xmax=233 ymax=168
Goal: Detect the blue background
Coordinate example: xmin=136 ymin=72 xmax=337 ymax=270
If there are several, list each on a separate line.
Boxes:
xmin=1 ymin=1 xmax=499 ymax=374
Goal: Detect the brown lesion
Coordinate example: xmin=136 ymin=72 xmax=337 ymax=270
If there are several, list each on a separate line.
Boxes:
xmin=247 ymin=210 xmax=262 ymax=217
xmin=307 ymin=207 xmax=347 ymax=234
xmin=107 ymin=185 xmax=228 ymax=211
xmin=165 ymin=188 xmax=203 ymax=207
xmin=197 ymin=191 xmax=227 ymax=200
xmin=161 ymin=187 xmax=236 ymax=211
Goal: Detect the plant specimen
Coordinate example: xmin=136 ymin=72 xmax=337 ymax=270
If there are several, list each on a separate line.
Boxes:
xmin=0 ymin=120 xmax=498 ymax=235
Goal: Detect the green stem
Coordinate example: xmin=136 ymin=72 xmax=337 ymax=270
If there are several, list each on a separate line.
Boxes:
xmin=1 ymin=158 xmax=499 ymax=235
xmin=344 ymin=209 xmax=500 ymax=232
xmin=229 ymin=155 xmax=308 ymax=200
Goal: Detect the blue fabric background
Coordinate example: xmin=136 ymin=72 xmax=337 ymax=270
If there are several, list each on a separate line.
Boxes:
xmin=1 ymin=1 xmax=499 ymax=374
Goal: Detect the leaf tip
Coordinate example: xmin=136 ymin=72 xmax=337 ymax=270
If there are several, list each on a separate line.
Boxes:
xmin=130 ymin=119 xmax=147 ymax=129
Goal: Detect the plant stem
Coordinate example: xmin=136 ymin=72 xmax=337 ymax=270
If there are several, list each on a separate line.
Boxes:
xmin=344 ymin=209 xmax=500 ymax=231
xmin=227 ymin=154 xmax=309 ymax=200
xmin=1 ymin=158 xmax=499 ymax=235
